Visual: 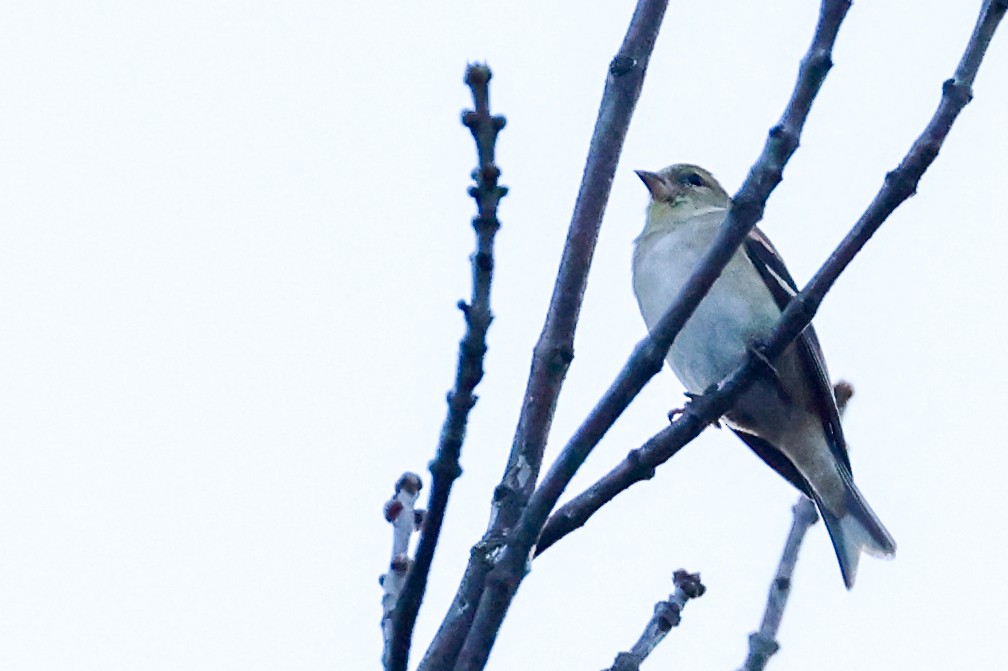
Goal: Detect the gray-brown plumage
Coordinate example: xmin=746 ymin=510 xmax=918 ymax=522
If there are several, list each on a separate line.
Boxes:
xmin=632 ymin=163 xmax=895 ymax=588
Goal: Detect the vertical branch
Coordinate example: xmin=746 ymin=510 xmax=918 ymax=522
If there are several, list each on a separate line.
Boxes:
xmin=380 ymin=473 xmax=424 ymax=668
xmin=418 ymin=3 xmax=669 ymax=669
xmin=385 ymin=64 xmax=507 ymax=671
xmin=494 ymin=0 xmax=670 ymax=542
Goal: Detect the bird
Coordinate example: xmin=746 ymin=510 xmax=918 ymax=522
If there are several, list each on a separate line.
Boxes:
xmin=631 ymin=163 xmax=895 ymax=588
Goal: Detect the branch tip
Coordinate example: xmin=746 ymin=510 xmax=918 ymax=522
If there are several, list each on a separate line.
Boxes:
xmin=605 ymin=567 xmax=706 ymax=669
xmin=672 ymin=569 xmax=706 ymax=599
xmin=464 ymin=63 xmax=492 ymax=87
xmin=395 ymin=472 xmax=423 ymax=496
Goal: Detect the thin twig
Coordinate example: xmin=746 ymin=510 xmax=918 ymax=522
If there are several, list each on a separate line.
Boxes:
xmin=450 ymin=4 xmax=850 ymax=670
xmin=738 ymin=382 xmax=851 ymax=671
xmin=739 ymin=497 xmax=818 ymax=671
xmin=535 ymin=0 xmax=1005 ymax=554
xmin=604 ymin=570 xmax=707 ymax=671
xmin=418 ymin=4 xmax=669 ymax=670
xmin=385 ymin=64 xmax=507 ymax=671
xmin=380 ymin=473 xmax=424 ymax=668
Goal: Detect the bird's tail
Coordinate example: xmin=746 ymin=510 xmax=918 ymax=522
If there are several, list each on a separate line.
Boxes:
xmin=815 ymin=474 xmax=896 ymax=589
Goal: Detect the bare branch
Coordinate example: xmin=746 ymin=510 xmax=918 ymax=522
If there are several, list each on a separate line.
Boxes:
xmin=536 ymin=422 xmax=684 ymax=556
xmin=738 ymin=382 xmax=852 ymax=671
xmin=418 ymin=3 xmax=669 ymax=669
xmin=385 ymin=64 xmax=506 ymax=671
xmin=535 ymin=0 xmax=1006 ymax=557
xmin=448 ymin=4 xmax=851 ymax=668
xmin=739 ymin=496 xmax=818 ymax=671
xmin=492 ymin=0 xmax=669 ymax=543
xmin=536 ymin=384 xmax=846 ymax=558
xmin=416 ymin=1 xmax=1004 ymax=668
xmin=604 ymin=570 xmax=707 ymax=671
xmin=639 ymin=0 xmax=849 ymax=353
xmin=381 ymin=473 xmax=423 ymax=668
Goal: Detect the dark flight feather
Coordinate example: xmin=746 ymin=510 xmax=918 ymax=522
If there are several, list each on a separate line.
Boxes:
xmin=742 ymin=227 xmax=852 ymax=475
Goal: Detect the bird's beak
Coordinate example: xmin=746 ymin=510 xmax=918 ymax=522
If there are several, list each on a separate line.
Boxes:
xmin=635 ymin=170 xmax=672 ymax=201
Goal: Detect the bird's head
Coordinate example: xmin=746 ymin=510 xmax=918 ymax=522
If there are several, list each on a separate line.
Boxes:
xmin=635 ymin=164 xmax=731 ymax=233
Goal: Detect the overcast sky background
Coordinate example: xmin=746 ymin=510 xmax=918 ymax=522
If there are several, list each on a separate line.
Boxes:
xmin=2 ymin=2 xmax=1007 ymax=670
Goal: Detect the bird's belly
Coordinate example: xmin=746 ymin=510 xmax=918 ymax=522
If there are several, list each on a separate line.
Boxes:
xmin=669 ymin=295 xmax=766 ymax=393
xmin=634 ymin=235 xmax=781 ymax=394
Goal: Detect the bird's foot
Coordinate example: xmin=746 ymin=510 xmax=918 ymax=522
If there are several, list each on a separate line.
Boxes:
xmin=673 ymin=389 xmax=722 ymax=428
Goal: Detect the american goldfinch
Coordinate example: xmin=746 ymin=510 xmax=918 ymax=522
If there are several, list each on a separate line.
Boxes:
xmin=632 ymin=163 xmax=895 ymax=588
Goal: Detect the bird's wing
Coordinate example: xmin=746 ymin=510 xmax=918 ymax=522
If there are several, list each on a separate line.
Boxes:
xmin=743 ymin=227 xmax=852 ymax=474
xmin=731 ymin=428 xmax=814 ymax=497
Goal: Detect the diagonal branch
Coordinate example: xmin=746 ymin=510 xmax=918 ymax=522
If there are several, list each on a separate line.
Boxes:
xmin=385 ymin=64 xmax=507 ymax=671
xmin=533 ymin=0 xmax=1005 ymax=563
xmin=491 ymin=0 xmax=669 ymax=551
xmin=450 ymin=3 xmax=852 ymax=670
xmin=417 ymin=3 xmax=669 ymax=670
xmin=738 ymin=12 xmax=1005 ymax=625
xmin=535 ymin=421 xmax=686 ymax=556
xmin=604 ymin=570 xmax=707 ymax=671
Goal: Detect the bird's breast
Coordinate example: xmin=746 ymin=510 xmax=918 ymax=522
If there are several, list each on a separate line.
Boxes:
xmin=632 ymin=221 xmax=782 ymax=394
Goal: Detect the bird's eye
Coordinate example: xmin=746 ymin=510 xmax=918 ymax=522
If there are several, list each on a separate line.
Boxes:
xmin=680 ymin=172 xmax=705 ymax=188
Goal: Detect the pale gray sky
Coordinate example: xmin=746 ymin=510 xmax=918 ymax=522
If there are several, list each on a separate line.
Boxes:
xmin=1 ymin=2 xmax=1006 ymax=670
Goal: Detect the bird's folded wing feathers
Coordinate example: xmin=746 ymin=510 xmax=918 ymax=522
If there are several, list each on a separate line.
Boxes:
xmin=742 ymin=227 xmax=852 ymax=475
xmin=731 ymin=427 xmax=815 ymax=497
